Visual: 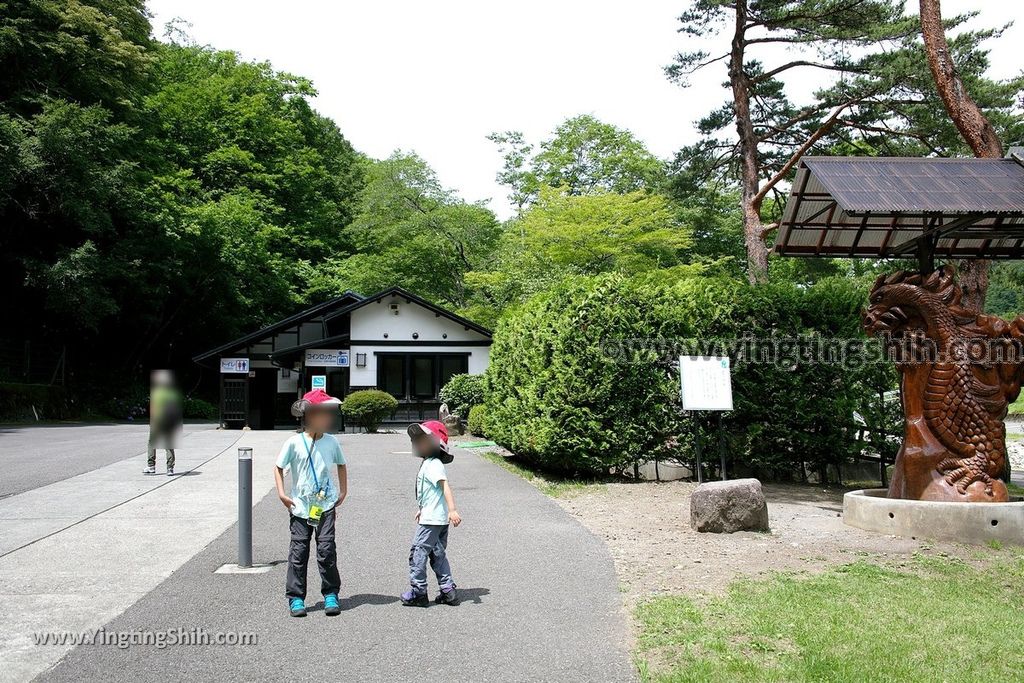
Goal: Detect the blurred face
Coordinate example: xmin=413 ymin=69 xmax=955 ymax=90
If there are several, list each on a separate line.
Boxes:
xmin=151 ymin=369 xmax=174 ymax=389
xmin=304 ymin=407 xmax=335 ymax=433
xmin=411 ymin=434 xmax=438 ymax=458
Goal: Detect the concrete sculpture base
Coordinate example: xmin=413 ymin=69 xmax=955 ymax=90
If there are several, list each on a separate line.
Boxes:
xmin=844 ymin=489 xmax=1024 ymax=546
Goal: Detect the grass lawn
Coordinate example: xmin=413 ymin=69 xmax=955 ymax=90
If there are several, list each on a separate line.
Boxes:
xmin=635 ymin=553 xmax=1024 ymax=682
xmin=478 ymin=450 xmax=608 ymax=498
xmin=1009 ymin=395 xmax=1024 ymax=416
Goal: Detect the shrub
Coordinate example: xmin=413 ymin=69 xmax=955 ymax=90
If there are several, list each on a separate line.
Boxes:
xmin=484 ymin=273 xmax=897 ymax=478
xmin=341 ymin=389 xmax=398 ymax=433
xmin=0 ymin=383 xmax=72 ymax=421
xmin=439 ymin=373 xmax=485 ymax=417
xmin=467 ymin=404 xmax=488 ymax=436
xmin=183 ymin=396 xmax=218 ymax=420
xmin=98 ymin=383 xmax=149 ymax=421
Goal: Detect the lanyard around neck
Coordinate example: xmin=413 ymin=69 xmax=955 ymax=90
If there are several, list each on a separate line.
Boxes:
xmin=302 ymin=434 xmax=321 ymax=491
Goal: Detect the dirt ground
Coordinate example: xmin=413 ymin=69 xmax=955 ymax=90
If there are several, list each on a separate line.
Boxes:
xmin=553 ymin=480 xmax=976 ymax=605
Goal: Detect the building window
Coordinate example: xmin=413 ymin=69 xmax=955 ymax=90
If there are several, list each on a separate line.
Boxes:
xmin=380 ymin=355 xmax=404 ymax=397
xmin=411 ymin=356 xmax=435 ymax=398
xmin=439 ymin=356 xmax=466 ymax=389
xmin=376 ymin=353 xmax=469 ymax=400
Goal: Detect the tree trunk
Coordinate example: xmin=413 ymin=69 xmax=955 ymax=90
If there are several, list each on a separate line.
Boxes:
xmin=920 ymin=0 xmax=1002 ymax=310
xmin=729 ymin=0 xmax=769 ymax=285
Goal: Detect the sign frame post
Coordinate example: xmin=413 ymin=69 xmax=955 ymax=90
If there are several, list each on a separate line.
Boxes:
xmin=679 ymin=355 xmax=734 ymax=482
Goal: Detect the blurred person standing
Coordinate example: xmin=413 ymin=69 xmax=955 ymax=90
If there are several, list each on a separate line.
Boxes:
xmin=143 ymin=370 xmax=183 ymax=476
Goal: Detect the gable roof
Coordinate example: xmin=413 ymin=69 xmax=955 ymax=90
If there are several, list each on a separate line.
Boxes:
xmin=192 ymin=290 xmax=363 ymax=364
xmin=193 ymin=287 xmax=490 ymax=367
xmin=323 ymin=286 xmax=492 ymax=338
xmin=776 ymin=156 xmax=1024 ymax=260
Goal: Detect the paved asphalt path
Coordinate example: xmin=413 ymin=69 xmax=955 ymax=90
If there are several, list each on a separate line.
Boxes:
xmin=38 ymin=433 xmax=636 ymax=682
xmin=0 ymin=422 xmax=219 ymax=499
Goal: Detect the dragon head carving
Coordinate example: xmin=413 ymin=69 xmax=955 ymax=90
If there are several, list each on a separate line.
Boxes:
xmin=862 ymin=265 xmax=966 ymax=340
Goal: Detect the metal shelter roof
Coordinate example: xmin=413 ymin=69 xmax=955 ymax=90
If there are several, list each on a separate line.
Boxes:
xmin=775 ymin=156 xmax=1024 ymax=260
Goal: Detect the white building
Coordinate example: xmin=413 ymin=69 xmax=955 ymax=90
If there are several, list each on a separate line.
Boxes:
xmin=193 ymin=287 xmax=491 ymax=428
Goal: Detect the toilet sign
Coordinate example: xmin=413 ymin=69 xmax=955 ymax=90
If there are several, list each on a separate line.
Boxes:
xmin=220 ymin=358 xmax=250 ymax=374
xmin=311 ymin=375 xmax=327 ymax=389
xmin=679 ymin=356 xmax=733 ymax=411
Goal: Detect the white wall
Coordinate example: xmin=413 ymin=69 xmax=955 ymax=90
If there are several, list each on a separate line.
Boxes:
xmin=277 ymin=368 xmax=299 ymax=394
xmin=349 ymin=295 xmax=489 ymax=344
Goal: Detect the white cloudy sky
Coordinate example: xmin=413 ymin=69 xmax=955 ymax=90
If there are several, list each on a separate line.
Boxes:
xmin=147 ymin=1 xmax=1024 ymax=219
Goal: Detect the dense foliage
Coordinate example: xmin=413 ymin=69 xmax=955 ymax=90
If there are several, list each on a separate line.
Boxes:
xmin=485 ymin=274 xmax=898 ymax=478
xmin=340 ymin=389 xmax=398 ymax=433
xmin=0 ymin=3 xmax=362 ymax=402
xmin=467 ymin=404 xmax=488 ymax=437
xmin=438 ymin=374 xmax=485 ymax=419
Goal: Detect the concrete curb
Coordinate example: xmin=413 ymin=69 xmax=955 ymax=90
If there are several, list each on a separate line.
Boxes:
xmin=844 ymin=488 xmax=1024 ymax=546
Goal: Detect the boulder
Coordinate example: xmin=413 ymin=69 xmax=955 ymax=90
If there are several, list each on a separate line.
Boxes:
xmin=690 ymin=478 xmax=770 ymax=533
xmin=443 ymin=413 xmax=464 ymax=436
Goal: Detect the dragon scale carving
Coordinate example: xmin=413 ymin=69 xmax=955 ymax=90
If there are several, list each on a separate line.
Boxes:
xmin=863 ymin=265 xmax=1023 ymax=503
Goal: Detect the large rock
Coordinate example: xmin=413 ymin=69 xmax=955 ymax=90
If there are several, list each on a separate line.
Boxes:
xmin=690 ymin=478 xmax=770 ymax=533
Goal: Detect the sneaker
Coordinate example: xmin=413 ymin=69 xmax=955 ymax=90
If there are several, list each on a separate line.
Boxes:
xmin=142 ymin=466 xmax=156 ymax=475
xmin=324 ymin=593 xmax=341 ymax=616
xmin=400 ymin=589 xmax=429 ymax=607
xmin=166 ymin=467 xmax=175 ymax=476
xmin=289 ymin=598 xmax=307 ymax=617
xmin=434 ymin=586 xmax=459 ymax=606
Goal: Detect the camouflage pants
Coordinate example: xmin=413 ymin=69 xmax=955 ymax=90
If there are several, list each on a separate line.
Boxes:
xmin=147 ymin=449 xmax=175 ymax=469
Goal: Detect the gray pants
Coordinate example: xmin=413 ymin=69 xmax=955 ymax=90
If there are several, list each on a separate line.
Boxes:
xmin=147 ymin=449 xmax=175 ymax=469
xmin=286 ymin=508 xmax=341 ymax=600
xmin=409 ymin=524 xmax=454 ymax=593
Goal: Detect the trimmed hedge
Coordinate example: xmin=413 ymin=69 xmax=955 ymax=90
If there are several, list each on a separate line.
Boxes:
xmin=484 ymin=273 xmax=897 ymax=478
xmin=439 ymin=373 xmax=485 ymax=418
xmin=467 ymin=404 xmax=488 ymax=437
xmin=341 ymin=389 xmax=398 ymax=433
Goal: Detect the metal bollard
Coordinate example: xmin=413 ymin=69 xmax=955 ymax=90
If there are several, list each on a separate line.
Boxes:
xmin=237 ymin=446 xmax=253 ymax=568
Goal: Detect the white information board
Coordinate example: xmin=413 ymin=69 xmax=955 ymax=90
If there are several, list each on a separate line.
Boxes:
xmin=304 ymin=349 xmax=350 ymax=367
xmin=220 ymin=358 xmax=250 ymax=374
xmin=679 ymin=356 xmax=733 ymax=411
xmin=311 ymin=374 xmax=327 ymax=389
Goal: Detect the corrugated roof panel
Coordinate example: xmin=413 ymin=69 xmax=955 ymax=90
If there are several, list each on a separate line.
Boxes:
xmin=775 ymin=157 xmax=1024 ymax=259
xmin=802 ymin=157 xmax=1024 ymax=214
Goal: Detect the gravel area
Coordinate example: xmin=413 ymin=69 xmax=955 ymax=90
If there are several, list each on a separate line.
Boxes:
xmin=1008 ymin=442 xmax=1024 ymax=471
xmin=552 ymin=480 xmax=974 ymax=605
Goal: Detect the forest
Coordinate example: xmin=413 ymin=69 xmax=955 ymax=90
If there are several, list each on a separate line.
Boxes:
xmin=2 ymin=0 xmax=1024 ymax=427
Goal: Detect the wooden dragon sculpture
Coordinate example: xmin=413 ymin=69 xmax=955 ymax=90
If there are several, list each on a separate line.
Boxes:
xmin=863 ymin=265 xmax=1024 ymax=503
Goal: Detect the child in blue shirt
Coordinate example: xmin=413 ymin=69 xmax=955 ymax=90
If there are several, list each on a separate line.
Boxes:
xmin=402 ymin=420 xmax=461 ymax=607
xmin=274 ymin=389 xmax=348 ymax=617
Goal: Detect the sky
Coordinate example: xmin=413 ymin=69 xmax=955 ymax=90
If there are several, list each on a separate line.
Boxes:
xmin=147 ymin=1 xmax=1024 ymax=220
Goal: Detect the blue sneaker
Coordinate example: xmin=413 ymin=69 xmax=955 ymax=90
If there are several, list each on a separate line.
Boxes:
xmin=289 ymin=598 xmax=306 ymax=617
xmin=401 ymin=589 xmax=429 ymax=607
xmin=324 ymin=593 xmax=341 ymax=616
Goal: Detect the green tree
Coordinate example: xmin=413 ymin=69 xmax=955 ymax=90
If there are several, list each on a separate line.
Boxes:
xmin=312 ymin=152 xmax=500 ymax=308
xmin=490 ymin=114 xmax=665 ymax=213
xmin=0 ymin=0 xmax=153 ymax=340
xmin=666 ymin=1 xmax=1023 ymax=287
xmin=465 ymin=188 xmax=696 ymax=324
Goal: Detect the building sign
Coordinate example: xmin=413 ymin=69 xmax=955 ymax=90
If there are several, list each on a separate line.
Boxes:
xmin=311 ymin=374 xmax=327 ymax=389
xmin=220 ymin=358 xmax=250 ymax=374
xmin=679 ymin=356 xmax=733 ymax=411
xmin=304 ymin=349 xmax=350 ymax=367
